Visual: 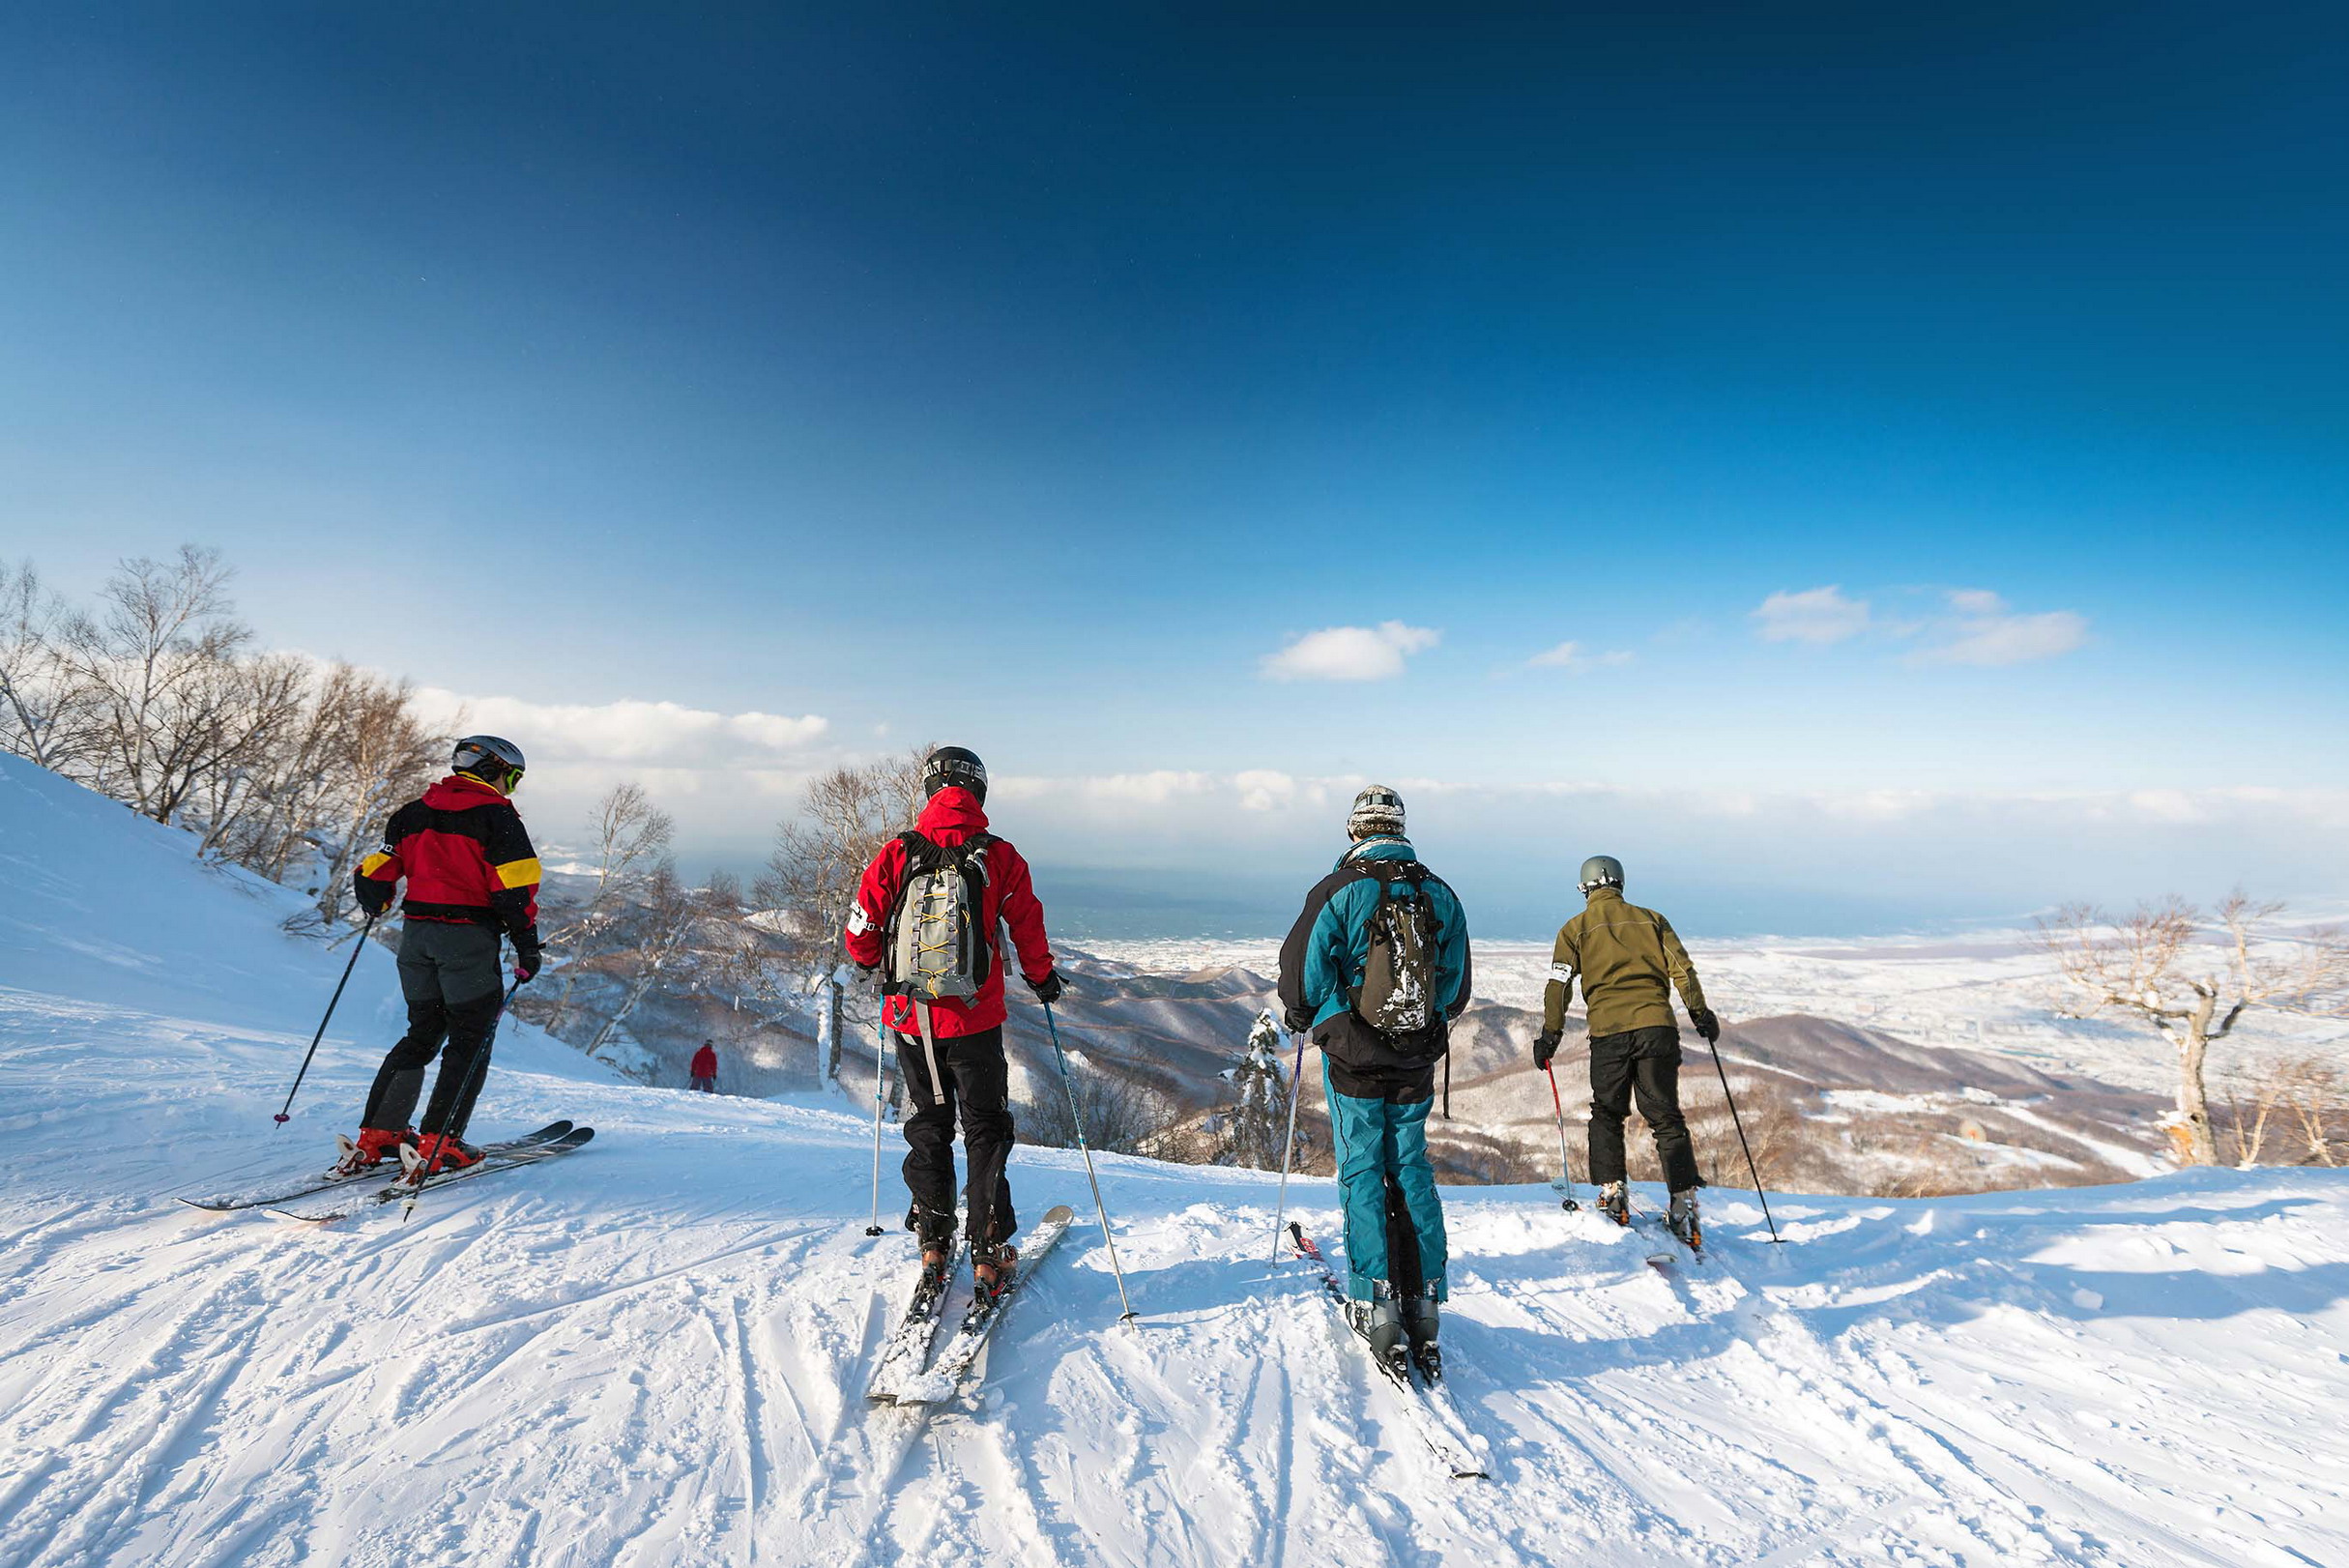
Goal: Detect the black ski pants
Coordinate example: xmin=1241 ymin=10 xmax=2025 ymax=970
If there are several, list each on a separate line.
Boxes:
xmin=1587 ymin=1025 xmax=1701 ymax=1192
xmin=362 ymin=920 xmax=506 ymax=1141
xmin=898 ymin=1019 xmax=1018 ymax=1253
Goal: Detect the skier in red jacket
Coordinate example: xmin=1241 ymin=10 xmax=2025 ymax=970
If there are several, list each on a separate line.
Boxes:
xmin=690 ymin=1041 xmax=718 ymax=1092
xmin=338 ymin=736 xmax=543 ymax=1176
xmin=843 ymin=746 xmax=1061 ymax=1294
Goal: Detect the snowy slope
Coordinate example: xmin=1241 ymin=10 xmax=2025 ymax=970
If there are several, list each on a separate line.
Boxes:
xmin=6 ymin=756 xmax=2349 ymax=1568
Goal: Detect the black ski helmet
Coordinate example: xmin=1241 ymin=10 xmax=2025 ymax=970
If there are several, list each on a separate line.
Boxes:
xmin=921 ymin=745 xmax=987 ymax=803
xmin=1347 ymin=784 xmax=1406 ymax=840
xmin=452 ymin=734 xmax=527 ymax=794
xmin=1579 ymin=855 xmax=1624 ymax=893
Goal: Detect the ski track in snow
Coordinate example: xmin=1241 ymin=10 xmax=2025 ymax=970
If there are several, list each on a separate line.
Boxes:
xmin=6 ymin=758 xmax=2349 ymax=1567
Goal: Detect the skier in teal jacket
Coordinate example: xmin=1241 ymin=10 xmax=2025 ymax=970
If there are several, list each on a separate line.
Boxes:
xmin=1277 ymin=785 xmax=1471 ymax=1381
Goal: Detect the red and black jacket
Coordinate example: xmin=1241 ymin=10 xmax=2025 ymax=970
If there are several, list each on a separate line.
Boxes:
xmin=842 ymin=788 xmax=1054 ymax=1038
xmin=356 ymin=775 xmax=541 ymax=944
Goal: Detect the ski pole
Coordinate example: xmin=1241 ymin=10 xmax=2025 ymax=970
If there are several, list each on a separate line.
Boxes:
xmin=1041 ymin=1001 xmax=1138 ymax=1323
xmin=864 ymin=1008 xmax=889 ymax=1237
xmin=403 ymin=975 xmax=524 ymax=1222
xmin=1703 ymin=1032 xmax=1784 ymax=1244
xmin=274 ymin=911 xmax=378 ymax=1125
xmin=1542 ymin=1062 xmax=1580 ymax=1212
xmin=1269 ymin=1033 xmax=1307 ymax=1262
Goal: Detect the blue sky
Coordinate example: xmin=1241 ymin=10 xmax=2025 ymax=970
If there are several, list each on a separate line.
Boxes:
xmin=4 ymin=4 xmax=2345 ymax=936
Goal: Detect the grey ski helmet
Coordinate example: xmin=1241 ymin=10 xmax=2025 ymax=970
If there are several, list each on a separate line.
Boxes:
xmin=1347 ymin=784 xmax=1406 ymax=840
xmin=1578 ymin=855 xmax=1624 ymax=894
xmin=921 ymin=745 xmax=987 ymax=803
xmin=452 ymin=735 xmax=526 ymax=793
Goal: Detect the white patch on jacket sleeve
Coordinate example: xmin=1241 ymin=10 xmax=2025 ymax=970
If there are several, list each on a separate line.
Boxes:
xmin=1548 ymin=963 xmax=1576 ymax=985
xmin=847 ymin=903 xmax=875 ymax=936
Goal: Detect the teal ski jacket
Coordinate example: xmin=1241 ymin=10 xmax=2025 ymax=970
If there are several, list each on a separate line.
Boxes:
xmin=1276 ymin=835 xmax=1472 ymax=1075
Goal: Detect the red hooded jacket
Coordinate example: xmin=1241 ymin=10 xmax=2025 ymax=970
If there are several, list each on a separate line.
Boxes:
xmin=690 ymin=1044 xmax=718 ymax=1079
xmin=842 ymin=788 xmax=1054 ymax=1038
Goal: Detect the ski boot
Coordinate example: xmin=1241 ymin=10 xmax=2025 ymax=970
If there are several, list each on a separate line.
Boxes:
xmin=409 ymin=1132 xmax=483 ymax=1176
xmin=1667 ymin=1187 xmax=1703 ymax=1251
xmin=1347 ymin=1294 xmax=1409 ymax=1378
xmin=972 ymin=1241 xmax=1020 ymax=1305
xmin=1596 ymin=1181 xmax=1630 ymax=1227
xmin=1402 ymin=1288 xmax=1442 ymax=1385
xmin=331 ymin=1125 xmax=415 ymax=1177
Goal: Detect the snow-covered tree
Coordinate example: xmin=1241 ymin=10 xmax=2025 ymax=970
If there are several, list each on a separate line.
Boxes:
xmin=1220 ymin=1009 xmax=1294 ymax=1170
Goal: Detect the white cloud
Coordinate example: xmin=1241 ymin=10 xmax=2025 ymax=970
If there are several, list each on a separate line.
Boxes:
xmin=1525 ymin=641 xmax=1634 ymax=672
xmin=1752 ymin=586 xmax=1871 ymax=645
xmin=1262 ymin=622 xmax=1440 ymax=682
xmin=412 ymin=688 xmax=828 ymax=767
xmin=1080 ymin=770 xmax=1216 ymax=805
xmin=1234 ymin=769 xmax=1298 ymax=811
xmin=1752 ymin=585 xmax=2086 ymax=668
xmin=1917 ymin=592 xmax=2088 ymax=667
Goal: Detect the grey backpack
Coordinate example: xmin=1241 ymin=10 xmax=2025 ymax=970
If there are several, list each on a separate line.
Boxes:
xmin=1349 ymin=862 xmax=1443 ymax=1040
xmin=883 ymin=831 xmax=995 ymax=1002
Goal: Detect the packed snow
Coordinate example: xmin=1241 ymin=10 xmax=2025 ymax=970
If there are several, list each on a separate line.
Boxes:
xmin=6 ymin=754 xmax=2349 ymax=1567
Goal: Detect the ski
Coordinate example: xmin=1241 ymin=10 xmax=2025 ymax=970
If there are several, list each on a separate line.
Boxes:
xmin=1629 ymin=1197 xmax=1707 ymax=1271
xmin=892 ymin=1205 xmax=1076 ymax=1407
xmin=267 ymin=1126 xmax=595 ymax=1222
xmin=180 ymin=1120 xmax=574 ymax=1213
xmin=1287 ymin=1221 xmax=1489 ymax=1480
xmin=865 ymin=1237 xmax=972 ymax=1404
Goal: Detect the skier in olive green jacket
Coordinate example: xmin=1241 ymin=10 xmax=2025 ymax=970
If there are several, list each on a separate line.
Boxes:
xmin=1532 ymin=856 xmax=1723 ymax=1245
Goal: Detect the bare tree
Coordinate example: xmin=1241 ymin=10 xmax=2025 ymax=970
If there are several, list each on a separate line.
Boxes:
xmin=2220 ymin=1070 xmax=2285 ymax=1167
xmin=65 ymin=546 xmax=275 ymax=824
xmin=583 ymin=860 xmax=703 ymax=1063
xmin=754 ymin=746 xmax=928 ymax=1079
xmin=313 ymin=671 xmax=449 ymax=927
xmin=0 ymin=560 xmax=92 ymax=773
xmin=2277 ymin=1058 xmax=2348 ymax=1168
xmin=1021 ymin=1071 xmax=1182 ymax=1157
xmin=541 ymin=782 xmax=674 ymax=1032
xmin=188 ymin=662 xmax=448 ymax=919
xmin=2040 ymin=896 xmax=2349 ymax=1166
xmin=187 ymin=653 xmax=315 ymax=861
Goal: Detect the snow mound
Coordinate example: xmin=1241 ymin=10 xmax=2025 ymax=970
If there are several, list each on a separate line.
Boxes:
xmin=4 ymin=753 xmax=2347 ymax=1566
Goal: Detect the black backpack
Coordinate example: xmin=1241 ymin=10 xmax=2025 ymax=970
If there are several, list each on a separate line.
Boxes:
xmin=1348 ymin=860 xmax=1446 ymax=1045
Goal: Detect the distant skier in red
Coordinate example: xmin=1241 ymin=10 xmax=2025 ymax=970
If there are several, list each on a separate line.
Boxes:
xmin=843 ymin=745 xmax=1062 ymax=1301
xmin=690 ymin=1041 xmax=718 ymax=1092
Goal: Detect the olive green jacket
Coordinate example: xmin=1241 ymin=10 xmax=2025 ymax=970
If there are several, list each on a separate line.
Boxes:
xmin=1541 ymin=886 xmax=1708 ymax=1038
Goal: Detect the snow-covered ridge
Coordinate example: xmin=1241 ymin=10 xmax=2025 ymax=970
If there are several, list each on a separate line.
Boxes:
xmin=5 ymin=754 xmax=2348 ymax=1566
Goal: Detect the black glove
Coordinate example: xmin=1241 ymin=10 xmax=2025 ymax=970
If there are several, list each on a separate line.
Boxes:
xmin=1284 ymin=1007 xmax=1314 ymax=1035
xmin=1533 ymin=1030 xmax=1562 ymax=1070
xmin=1690 ymin=1007 xmax=1722 ymax=1044
xmin=1030 ymin=970 xmax=1066 ymax=1006
xmin=354 ymin=878 xmax=392 ymax=917
xmin=511 ymin=934 xmax=543 ymax=985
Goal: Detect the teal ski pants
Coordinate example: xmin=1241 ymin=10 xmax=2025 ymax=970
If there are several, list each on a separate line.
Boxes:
xmin=1322 ymin=1080 xmax=1448 ymax=1303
